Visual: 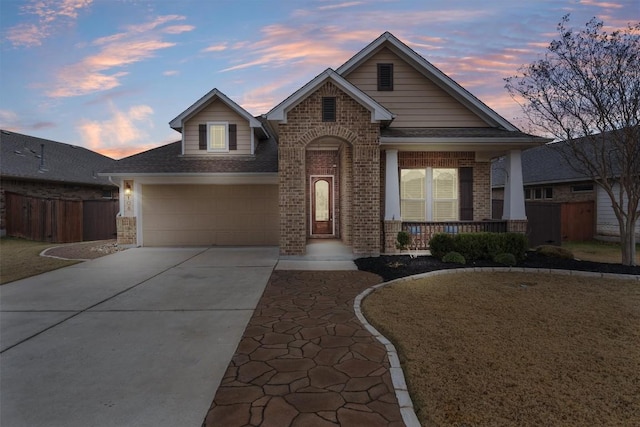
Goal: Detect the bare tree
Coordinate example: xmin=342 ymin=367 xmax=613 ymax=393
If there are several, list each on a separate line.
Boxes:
xmin=505 ymin=15 xmax=640 ymax=266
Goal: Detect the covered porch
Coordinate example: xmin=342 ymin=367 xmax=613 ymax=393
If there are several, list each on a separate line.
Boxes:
xmin=382 ymin=145 xmax=532 ymax=253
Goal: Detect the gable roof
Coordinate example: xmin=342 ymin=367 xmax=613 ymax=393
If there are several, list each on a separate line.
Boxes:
xmin=266 ymin=68 xmax=394 ymax=123
xmin=1 ymin=130 xmax=116 ymax=187
xmin=169 ymin=88 xmax=268 ymax=138
xmin=337 ymin=31 xmax=519 ymax=131
xmin=101 ymin=118 xmax=278 ymax=176
xmin=492 ymin=132 xmax=624 ymax=187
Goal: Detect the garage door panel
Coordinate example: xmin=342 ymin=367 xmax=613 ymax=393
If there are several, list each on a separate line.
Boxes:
xmin=142 ymin=184 xmax=278 ymax=246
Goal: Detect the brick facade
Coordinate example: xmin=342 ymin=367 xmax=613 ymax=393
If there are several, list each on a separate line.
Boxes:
xmin=116 ymin=216 xmax=137 ymax=245
xmin=0 ymin=178 xmax=116 ymax=234
xmin=276 ymin=81 xmax=380 ymax=255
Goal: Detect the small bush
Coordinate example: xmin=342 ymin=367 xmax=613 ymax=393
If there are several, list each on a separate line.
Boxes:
xmin=536 ymin=245 xmax=574 ymax=259
xmin=429 ymin=233 xmax=455 ymax=259
xmin=454 ymin=233 xmax=484 ymax=261
xmin=502 ymin=233 xmax=528 ymax=261
xmin=493 ymin=252 xmax=517 ymax=266
xmin=396 ymin=231 xmax=411 ymax=250
xmin=431 ymin=232 xmax=528 ymax=262
xmin=442 ymin=251 xmax=466 ymax=264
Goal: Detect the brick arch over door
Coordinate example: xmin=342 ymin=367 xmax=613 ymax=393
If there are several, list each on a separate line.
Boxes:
xmin=276 ymin=81 xmax=381 ymax=256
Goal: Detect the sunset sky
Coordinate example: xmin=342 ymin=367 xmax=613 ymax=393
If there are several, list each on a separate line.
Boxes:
xmin=0 ymin=0 xmax=637 ymax=159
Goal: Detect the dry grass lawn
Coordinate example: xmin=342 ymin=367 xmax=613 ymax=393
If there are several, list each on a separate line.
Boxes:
xmin=363 ymin=272 xmax=640 ymax=426
xmin=562 ymin=240 xmax=640 ymax=264
xmin=0 ymin=237 xmax=79 ymax=284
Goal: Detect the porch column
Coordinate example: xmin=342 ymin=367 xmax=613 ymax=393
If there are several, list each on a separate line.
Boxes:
xmin=385 ymin=149 xmax=401 ymax=220
xmin=502 ymin=150 xmax=527 ymax=229
xmin=384 ymin=149 xmax=402 ymax=253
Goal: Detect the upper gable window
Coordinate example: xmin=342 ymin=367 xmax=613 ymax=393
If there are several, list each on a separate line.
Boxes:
xmin=377 ymin=63 xmax=394 ymax=91
xmin=199 ymin=122 xmax=237 ymax=152
xmin=322 ymin=97 xmax=336 ymax=122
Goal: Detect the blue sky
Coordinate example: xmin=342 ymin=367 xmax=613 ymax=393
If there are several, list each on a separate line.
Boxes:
xmin=0 ymin=0 xmax=637 ymax=158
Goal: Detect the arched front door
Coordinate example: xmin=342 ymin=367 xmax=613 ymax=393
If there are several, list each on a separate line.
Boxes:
xmin=311 ymin=177 xmax=333 ymax=235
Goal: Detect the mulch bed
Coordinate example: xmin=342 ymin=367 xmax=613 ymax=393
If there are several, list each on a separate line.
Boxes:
xmin=355 ymin=251 xmax=640 ymax=281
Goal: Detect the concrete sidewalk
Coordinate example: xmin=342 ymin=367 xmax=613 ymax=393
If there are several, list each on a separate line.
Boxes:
xmin=0 ymin=247 xmax=278 ymax=427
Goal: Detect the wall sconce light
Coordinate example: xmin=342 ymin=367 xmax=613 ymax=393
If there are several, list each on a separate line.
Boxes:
xmin=125 ymin=182 xmax=132 ymax=195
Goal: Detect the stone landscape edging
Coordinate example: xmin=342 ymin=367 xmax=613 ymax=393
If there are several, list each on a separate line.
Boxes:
xmin=353 ymin=267 xmax=640 ymax=427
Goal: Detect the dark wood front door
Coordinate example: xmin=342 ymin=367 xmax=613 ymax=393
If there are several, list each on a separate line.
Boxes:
xmin=311 ymin=177 xmax=333 ymax=235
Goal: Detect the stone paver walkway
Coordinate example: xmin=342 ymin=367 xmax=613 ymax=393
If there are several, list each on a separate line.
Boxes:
xmin=203 ymin=270 xmax=404 ymax=427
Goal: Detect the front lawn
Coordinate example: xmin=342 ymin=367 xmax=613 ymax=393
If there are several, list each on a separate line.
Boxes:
xmin=0 ymin=237 xmax=79 ymax=285
xmin=363 ymin=271 xmax=640 ymax=426
xmin=562 ymin=240 xmax=640 ymax=264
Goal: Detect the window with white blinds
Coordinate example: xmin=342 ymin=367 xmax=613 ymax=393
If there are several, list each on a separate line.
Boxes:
xmin=432 ymin=168 xmax=458 ymax=221
xmin=400 ymin=168 xmax=459 ymax=221
xmin=400 ymin=169 xmax=426 ymax=221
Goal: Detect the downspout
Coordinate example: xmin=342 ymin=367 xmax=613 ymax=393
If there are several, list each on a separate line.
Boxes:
xmin=108 ymin=176 xmax=122 ymax=217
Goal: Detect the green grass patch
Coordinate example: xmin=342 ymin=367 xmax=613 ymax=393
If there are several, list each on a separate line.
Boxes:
xmin=0 ymin=237 xmax=79 ymax=285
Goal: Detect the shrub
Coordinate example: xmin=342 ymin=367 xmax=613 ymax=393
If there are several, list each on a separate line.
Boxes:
xmin=442 ymin=251 xmax=466 ymax=264
xmin=493 ymin=252 xmax=517 ymax=266
xmin=430 ymin=232 xmax=528 ymax=262
xmin=501 ymin=233 xmax=528 ymax=261
xmin=454 ymin=233 xmax=484 ymax=261
xmin=429 ymin=233 xmax=455 ymax=259
xmin=396 ymin=231 xmax=411 ymax=251
xmin=536 ymin=245 xmax=574 ymax=259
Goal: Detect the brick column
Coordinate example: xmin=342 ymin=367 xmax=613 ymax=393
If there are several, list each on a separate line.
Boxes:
xmin=352 ymin=145 xmax=380 ymax=255
xmin=279 ymin=147 xmax=306 ymax=255
xmin=116 ymin=216 xmax=137 ymax=246
xmin=507 ymin=219 xmax=528 ymax=234
xmin=384 ymin=220 xmax=402 ymax=254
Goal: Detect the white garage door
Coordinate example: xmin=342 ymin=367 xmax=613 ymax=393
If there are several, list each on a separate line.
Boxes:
xmin=141 ymin=184 xmax=279 ymax=246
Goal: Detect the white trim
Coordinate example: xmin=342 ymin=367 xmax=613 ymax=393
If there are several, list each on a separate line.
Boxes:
xmin=309 ymin=175 xmax=336 ymax=237
xmin=134 ymin=181 xmax=143 ymax=247
xmin=426 ymin=167 xmax=433 ymax=221
xmin=336 ymin=31 xmax=519 ymax=131
xmin=384 ymin=150 xmax=401 ymax=221
xmin=266 ymin=68 xmax=393 ymax=124
xmin=169 ymin=88 xmax=263 ymax=131
xmin=110 ymin=174 xmax=278 ymax=185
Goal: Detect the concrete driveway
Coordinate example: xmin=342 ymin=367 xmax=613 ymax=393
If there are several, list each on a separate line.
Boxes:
xmin=0 ymin=246 xmax=278 ymax=427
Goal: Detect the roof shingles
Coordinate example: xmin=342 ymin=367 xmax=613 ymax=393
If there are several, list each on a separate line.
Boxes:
xmin=1 ymin=130 xmax=116 ymax=186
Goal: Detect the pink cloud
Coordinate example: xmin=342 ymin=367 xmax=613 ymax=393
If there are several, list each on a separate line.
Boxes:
xmin=575 ymin=0 xmax=623 ymax=8
xmin=76 ymin=104 xmax=155 ymax=158
xmin=46 ymin=15 xmax=193 ymax=98
xmin=317 ymin=2 xmax=364 ymax=11
xmin=163 ymin=25 xmax=196 ymax=34
xmin=5 ymin=0 xmax=92 ymax=47
xmin=220 ymin=25 xmax=364 ymax=72
xmin=202 ymin=43 xmax=228 ymax=53
xmin=0 ymin=109 xmax=57 ymax=132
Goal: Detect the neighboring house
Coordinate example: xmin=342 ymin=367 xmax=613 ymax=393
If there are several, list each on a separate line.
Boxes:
xmin=102 ymin=32 xmax=549 ymax=255
xmin=492 ymin=133 xmax=640 ymax=241
xmin=0 ymin=130 xmax=118 ymax=237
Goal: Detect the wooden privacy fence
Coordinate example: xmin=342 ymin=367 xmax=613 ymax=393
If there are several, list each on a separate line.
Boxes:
xmin=492 ymin=199 xmax=594 ymax=247
xmin=6 ymin=192 xmax=118 ymax=243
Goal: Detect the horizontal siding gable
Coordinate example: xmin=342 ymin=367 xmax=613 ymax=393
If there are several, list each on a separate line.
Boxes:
xmin=184 ymin=99 xmax=252 ymax=155
xmin=344 ymin=47 xmax=489 ymax=128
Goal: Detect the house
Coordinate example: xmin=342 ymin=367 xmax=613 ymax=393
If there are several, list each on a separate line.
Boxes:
xmin=0 ymin=130 xmax=118 ymax=239
xmin=102 ymin=32 xmax=549 ymax=255
xmin=492 ymin=132 xmax=640 ymax=241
